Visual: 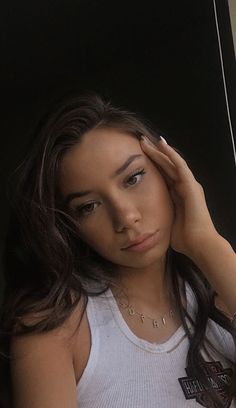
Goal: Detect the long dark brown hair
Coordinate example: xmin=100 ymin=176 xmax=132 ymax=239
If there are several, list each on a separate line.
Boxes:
xmin=1 ymin=92 xmax=236 ymax=407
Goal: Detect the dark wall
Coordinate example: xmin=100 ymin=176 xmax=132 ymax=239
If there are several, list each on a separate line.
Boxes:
xmin=1 ymin=0 xmax=236 ymax=299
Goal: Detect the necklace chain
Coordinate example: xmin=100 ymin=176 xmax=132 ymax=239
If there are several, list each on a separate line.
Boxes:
xmin=118 ymin=300 xmax=174 ymax=328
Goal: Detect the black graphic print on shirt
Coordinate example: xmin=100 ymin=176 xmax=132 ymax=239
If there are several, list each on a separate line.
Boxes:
xmin=178 ymin=361 xmax=233 ymax=408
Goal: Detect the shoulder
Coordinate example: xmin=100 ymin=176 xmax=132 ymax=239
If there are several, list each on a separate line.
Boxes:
xmin=11 ymin=295 xmax=88 ymax=407
xmin=11 ymin=294 xmax=87 ymax=354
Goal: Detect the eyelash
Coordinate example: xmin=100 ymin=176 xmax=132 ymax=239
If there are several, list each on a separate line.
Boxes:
xmin=125 ymin=168 xmax=146 ymax=187
xmin=74 ymin=168 xmax=146 ymax=218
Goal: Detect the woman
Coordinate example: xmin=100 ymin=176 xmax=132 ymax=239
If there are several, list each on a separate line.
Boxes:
xmin=1 ymin=93 xmax=236 ymax=407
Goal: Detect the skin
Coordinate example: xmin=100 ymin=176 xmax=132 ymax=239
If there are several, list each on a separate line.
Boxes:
xmin=140 ymin=136 xmax=236 ymax=316
xmin=59 ymin=126 xmax=236 ymax=317
xmin=59 ymin=128 xmax=176 ymax=309
xmin=11 ymin=127 xmax=236 ymax=407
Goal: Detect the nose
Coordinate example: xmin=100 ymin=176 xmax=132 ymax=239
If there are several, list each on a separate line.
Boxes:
xmin=111 ymin=199 xmax=141 ymax=232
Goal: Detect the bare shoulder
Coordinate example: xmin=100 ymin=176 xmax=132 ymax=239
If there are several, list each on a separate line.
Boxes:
xmin=11 ymin=295 xmax=90 ymax=408
xmin=11 ymin=295 xmax=87 ymax=355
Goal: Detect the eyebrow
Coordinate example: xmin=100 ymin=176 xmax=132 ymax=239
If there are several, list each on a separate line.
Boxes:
xmin=64 ymin=154 xmax=143 ymax=205
xmin=112 ymin=154 xmax=143 ymax=177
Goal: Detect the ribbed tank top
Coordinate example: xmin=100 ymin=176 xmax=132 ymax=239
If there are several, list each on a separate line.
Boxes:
xmin=76 ymin=283 xmax=236 ymax=407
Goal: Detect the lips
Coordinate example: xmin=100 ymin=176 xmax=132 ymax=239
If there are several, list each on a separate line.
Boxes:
xmin=121 ymin=232 xmax=157 ymax=249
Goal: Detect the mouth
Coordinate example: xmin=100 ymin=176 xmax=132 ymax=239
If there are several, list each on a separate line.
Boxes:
xmin=121 ymin=231 xmax=160 ymax=252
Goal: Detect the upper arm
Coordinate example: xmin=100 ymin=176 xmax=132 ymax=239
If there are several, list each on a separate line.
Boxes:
xmin=11 ymin=328 xmax=78 ymax=408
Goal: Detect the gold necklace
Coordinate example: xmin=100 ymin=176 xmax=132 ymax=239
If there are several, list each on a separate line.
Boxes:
xmin=118 ymin=299 xmax=174 ymax=328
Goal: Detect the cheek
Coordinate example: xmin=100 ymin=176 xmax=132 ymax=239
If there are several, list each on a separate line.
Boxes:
xmin=145 ymin=173 xmax=174 ymax=223
xmin=77 ymin=219 xmax=112 ymax=252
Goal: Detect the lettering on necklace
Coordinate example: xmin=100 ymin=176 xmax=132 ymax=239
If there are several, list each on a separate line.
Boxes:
xmin=119 ymin=300 xmax=174 ymax=328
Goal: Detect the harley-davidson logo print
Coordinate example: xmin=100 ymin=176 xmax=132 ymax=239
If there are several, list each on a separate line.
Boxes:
xmin=178 ymin=361 xmax=233 ymax=407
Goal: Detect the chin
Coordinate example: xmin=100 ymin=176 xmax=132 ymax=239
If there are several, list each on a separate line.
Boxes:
xmin=117 ymin=248 xmax=168 ymax=269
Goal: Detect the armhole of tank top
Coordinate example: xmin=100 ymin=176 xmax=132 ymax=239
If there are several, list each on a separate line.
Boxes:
xmin=76 ymin=296 xmax=100 ymax=397
xmin=184 ymin=282 xmax=236 ymax=362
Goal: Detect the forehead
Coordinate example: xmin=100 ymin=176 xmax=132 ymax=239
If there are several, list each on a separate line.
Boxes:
xmin=59 ymin=128 xmax=144 ymax=193
xmin=79 ymin=127 xmax=140 ymax=156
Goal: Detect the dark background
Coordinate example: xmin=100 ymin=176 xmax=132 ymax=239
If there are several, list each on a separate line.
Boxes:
xmin=0 ymin=0 xmax=236 ymax=301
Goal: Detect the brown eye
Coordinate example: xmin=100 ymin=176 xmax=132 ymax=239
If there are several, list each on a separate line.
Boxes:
xmin=127 ymin=175 xmax=139 ymax=185
xmin=125 ymin=169 xmax=146 ymax=187
xmin=75 ymin=202 xmax=99 ymax=217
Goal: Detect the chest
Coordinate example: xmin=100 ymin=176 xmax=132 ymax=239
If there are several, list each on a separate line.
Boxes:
xmin=73 ymin=294 xmax=235 ymax=407
xmin=75 ymin=327 xmax=235 ymax=408
xmin=73 ymin=302 xmax=183 ymax=384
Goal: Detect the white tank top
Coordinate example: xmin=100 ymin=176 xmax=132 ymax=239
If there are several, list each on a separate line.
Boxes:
xmin=76 ymin=283 xmax=236 ymax=407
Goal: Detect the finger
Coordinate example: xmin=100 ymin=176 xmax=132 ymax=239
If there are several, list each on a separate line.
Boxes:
xmin=141 ymin=136 xmax=194 ymax=180
xmin=157 ymin=167 xmax=176 ymax=192
xmin=140 ymin=139 xmax=179 ymax=181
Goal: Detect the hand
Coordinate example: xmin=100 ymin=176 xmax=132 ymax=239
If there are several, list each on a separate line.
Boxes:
xmin=140 ymin=136 xmax=219 ymax=258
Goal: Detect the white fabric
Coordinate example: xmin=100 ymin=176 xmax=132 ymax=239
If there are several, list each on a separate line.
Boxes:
xmin=76 ymin=283 xmax=236 ymax=407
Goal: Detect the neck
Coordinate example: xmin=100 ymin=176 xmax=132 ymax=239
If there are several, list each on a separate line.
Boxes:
xmin=111 ymin=254 xmax=173 ymax=312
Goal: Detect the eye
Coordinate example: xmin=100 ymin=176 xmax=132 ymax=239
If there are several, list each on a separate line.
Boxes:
xmin=125 ymin=169 xmax=146 ymax=187
xmin=74 ymin=202 xmax=99 ymax=218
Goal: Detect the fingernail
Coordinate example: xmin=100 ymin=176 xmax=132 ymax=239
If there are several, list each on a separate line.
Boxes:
xmin=160 ymin=136 xmax=168 ymax=144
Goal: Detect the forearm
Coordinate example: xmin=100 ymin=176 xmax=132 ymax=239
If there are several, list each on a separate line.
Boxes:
xmin=188 ymin=233 xmax=236 ymax=316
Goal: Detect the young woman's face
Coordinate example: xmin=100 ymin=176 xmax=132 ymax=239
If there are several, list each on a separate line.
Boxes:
xmin=59 ymin=128 xmax=175 ymax=270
